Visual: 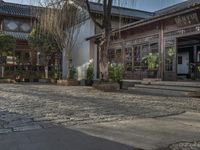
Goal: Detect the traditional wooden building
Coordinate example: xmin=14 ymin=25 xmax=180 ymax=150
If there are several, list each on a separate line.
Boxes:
xmin=69 ymin=2 xmax=154 ymax=80
xmin=0 ymin=0 xmax=36 ymax=64
xmin=89 ymin=0 xmax=200 ymax=81
xmin=0 ymin=0 xmax=60 ymax=80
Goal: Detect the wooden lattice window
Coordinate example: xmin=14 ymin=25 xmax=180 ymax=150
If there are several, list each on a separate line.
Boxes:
xmin=142 ymin=44 xmax=149 ymax=57
xmin=108 ymin=49 xmax=115 ymax=63
xmin=133 ymin=46 xmax=141 ymax=68
xmin=116 ymin=49 xmax=122 ymax=63
xmin=124 ymin=47 xmax=133 ymax=71
xmin=165 ymin=47 xmax=175 ymax=71
xmin=150 ymin=43 xmax=159 ymax=53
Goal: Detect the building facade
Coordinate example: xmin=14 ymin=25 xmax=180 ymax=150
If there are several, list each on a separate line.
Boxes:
xmin=90 ymin=0 xmax=200 ymax=81
xmin=0 ymin=0 xmax=60 ymax=80
xmin=68 ymin=2 xmax=154 ymax=80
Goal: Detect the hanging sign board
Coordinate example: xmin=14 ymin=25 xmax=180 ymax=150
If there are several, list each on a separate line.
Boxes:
xmin=175 ymin=12 xmax=200 ymax=27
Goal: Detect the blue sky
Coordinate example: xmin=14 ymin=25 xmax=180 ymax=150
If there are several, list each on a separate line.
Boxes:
xmin=4 ymin=0 xmax=187 ymax=12
xmin=4 ymin=0 xmax=40 ymax=6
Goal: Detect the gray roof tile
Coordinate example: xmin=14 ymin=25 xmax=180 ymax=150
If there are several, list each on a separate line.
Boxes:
xmin=1 ymin=31 xmax=28 ymax=40
xmin=0 ymin=0 xmax=38 ymax=17
xmin=89 ymin=2 xmax=154 ymax=19
xmin=156 ymin=0 xmax=200 ymax=16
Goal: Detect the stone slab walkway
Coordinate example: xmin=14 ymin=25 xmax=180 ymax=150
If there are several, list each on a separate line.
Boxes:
xmin=72 ymin=112 xmax=200 ymax=150
xmin=0 ymin=127 xmax=138 ymax=150
xmin=0 ymin=112 xmax=199 ymax=150
xmin=0 ymin=83 xmax=199 ymax=131
xmin=0 ymin=84 xmax=200 ymax=149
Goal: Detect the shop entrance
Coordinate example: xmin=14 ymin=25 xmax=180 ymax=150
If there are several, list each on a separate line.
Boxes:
xmin=177 ymin=34 xmax=200 ymax=80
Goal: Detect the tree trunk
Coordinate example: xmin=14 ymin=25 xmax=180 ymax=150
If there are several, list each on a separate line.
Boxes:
xmin=67 ymin=58 xmax=72 ymax=80
xmin=99 ymin=31 xmax=111 ymax=81
xmin=1 ymin=66 xmax=4 ymax=78
xmin=45 ymin=66 xmax=48 ymax=79
xmin=99 ymin=41 xmax=109 ymax=81
xmin=86 ymin=0 xmax=113 ymax=81
xmin=45 ymin=56 xmax=48 ymax=79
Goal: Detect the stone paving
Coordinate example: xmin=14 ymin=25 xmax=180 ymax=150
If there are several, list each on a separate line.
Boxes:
xmin=0 ymin=83 xmax=199 ymax=133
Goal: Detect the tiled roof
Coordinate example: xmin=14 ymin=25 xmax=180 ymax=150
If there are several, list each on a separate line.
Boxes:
xmin=0 ymin=0 xmax=39 ymax=17
xmin=1 ymin=31 xmax=28 ymax=40
xmin=0 ymin=0 xmax=154 ymax=19
xmin=86 ymin=0 xmax=200 ymax=40
xmin=155 ymin=0 xmax=200 ymax=16
xmin=89 ymin=2 xmax=154 ymax=19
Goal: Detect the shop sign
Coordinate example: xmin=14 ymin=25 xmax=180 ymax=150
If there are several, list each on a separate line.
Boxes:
xmin=175 ymin=12 xmax=200 ymax=27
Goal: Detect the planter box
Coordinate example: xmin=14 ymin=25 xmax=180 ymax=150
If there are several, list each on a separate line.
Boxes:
xmin=30 ymin=79 xmax=39 ymax=82
xmin=33 ymin=79 xmax=39 ymax=82
xmin=188 ymin=91 xmax=200 ymax=98
xmin=0 ymin=79 xmax=15 ymax=83
xmin=85 ymin=80 xmax=93 ymax=86
xmin=50 ymin=79 xmax=57 ymax=84
xmin=57 ymin=80 xmax=80 ymax=86
xmin=39 ymin=79 xmax=50 ymax=83
xmin=93 ymin=82 xmax=120 ymax=92
xmin=24 ymin=79 xmax=30 ymax=82
xmin=147 ymin=70 xmax=158 ymax=78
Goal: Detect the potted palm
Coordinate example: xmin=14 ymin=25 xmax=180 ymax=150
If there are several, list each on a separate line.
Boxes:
xmin=142 ymin=53 xmax=159 ymax=78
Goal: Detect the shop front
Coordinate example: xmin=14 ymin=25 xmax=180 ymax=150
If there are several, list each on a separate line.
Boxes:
xmin=94 ymin=2 xmax=200 ymax=81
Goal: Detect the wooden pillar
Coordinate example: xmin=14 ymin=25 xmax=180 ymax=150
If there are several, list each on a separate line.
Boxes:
xmin=160 ymin=22 xmax=164 ymax=80
xmin=194 ymin=45 xmax=197 ymax=79
xmin=96 ymin=40 xmax=100 ymax=79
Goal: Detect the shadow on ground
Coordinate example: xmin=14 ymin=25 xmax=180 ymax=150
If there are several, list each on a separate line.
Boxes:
xmin=0 ymin=110 xmax=142 ymax=150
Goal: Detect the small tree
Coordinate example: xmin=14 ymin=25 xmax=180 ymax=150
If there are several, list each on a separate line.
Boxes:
xmin=36 ymin=0 xmax=86 ymax=80
xmin=28 ymin=29 xmax=60 ymax=79
xmin=0 ymin=34 xmax=16 ymax=78
xmin=86 ymin=0 xmax=113 ymax=81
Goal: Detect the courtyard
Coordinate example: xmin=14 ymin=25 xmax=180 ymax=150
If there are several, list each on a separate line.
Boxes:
xmin=0 ymin=84 xmax=200 ymax=150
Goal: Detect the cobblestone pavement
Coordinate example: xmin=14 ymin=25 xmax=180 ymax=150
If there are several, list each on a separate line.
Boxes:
xmin=0 ymin=83 xmax=199 ymax=133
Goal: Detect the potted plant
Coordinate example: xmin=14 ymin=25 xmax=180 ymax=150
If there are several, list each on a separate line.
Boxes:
xmin=58 ymin=66 xmax=79 ymax=86
xmin=142 ymin=53 xmax=159 ymax=78
xmin=189 ymin=63 xmax=195 ymax=80
xmin=86 ymin=63 xmax=94 ymax=86
xmin=197 ymin=66 xmax=200 ymax=79
xmin=92 ymin=63 xmax=124 ymax=92
xmin=51 ymin=68 xmax=60 ymax=84
xmin=109 ymin=63 xmax=124 ymax=82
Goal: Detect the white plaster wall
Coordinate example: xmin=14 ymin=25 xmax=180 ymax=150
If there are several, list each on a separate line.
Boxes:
xmin=71 ymin=19 xmax=95 ymax=80
xmin=93 ymin=43 xmax=98 ymax=79
xmin=62 ymin=50 xmax=68 ymax=79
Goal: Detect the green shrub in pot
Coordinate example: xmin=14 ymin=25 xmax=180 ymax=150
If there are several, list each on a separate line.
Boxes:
xmin=108 ymin=63 xmax=124 ymax=83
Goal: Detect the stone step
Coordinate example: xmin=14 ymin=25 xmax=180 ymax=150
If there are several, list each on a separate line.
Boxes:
xmin=121 ymin=80 xmax=142 ymax=89
xmin=134 ymin=84 xmax=200 ymax=92
xmin=128 ymin=86 xmax=189 ymax=97
xmin=142 ymin=81 xmax=200 ymax=88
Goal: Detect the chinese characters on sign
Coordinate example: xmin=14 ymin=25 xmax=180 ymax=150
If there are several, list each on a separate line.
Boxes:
xmin=175 ymin=13 xmax=200 ymax=27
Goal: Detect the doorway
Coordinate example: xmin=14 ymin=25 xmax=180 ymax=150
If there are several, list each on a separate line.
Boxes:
xmin=177 ymin=34 xmax=200 ymax=80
